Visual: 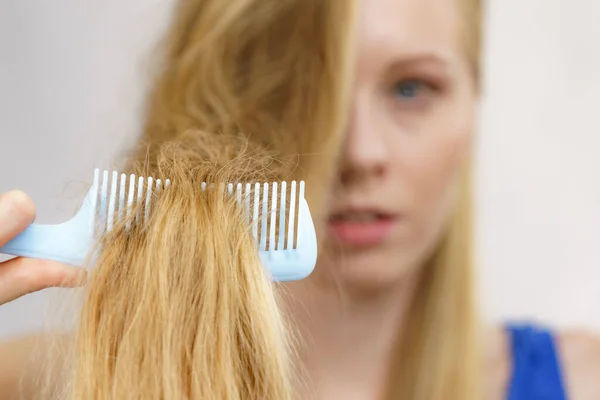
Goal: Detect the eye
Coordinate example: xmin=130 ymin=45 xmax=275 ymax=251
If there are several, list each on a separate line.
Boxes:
xmin=388 ymin=78 xmax=440 ymax=112
xmin=393 ymin=79 xmax=432 ymax=100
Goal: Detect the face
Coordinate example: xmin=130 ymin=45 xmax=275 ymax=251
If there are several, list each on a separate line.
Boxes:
xmin=318 ymin=0 xmax=477 ymax=291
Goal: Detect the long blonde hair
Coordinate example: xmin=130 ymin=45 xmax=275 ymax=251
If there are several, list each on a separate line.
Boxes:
xmin=52 ymin=1 xmax=357 ymax=399
xmin=66 ymin=132 xmax=295 ymax=399
xmin=384 ymin=1 xmax=483 ymax=398
xmin=61 ymin=0 xmax=483 ymax=398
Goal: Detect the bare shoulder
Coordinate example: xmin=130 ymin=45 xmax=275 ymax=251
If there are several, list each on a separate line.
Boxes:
xmin=0 ymin=332 xmax=72 ymax=400
xmin=483 ymin=325 xmax=600 ymax=400
xmin=556 ymin=329 xmax=600 ymax=399
xmin=482 ymin=325 xmax=511 ymax=400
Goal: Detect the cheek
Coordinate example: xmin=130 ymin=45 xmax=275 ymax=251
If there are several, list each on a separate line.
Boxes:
xmin=396 ymin=117 xmax=472 ymax=238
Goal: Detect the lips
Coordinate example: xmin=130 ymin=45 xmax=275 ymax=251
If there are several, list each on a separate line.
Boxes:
xmin=328 ymin=209 xmax=397 ymax=247
xmin=329 ymin=212 xmax=387 ymax=223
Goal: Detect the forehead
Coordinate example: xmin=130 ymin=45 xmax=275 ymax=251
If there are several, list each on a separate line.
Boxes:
xmin=357 ymin=0 xmax=463 ymax=63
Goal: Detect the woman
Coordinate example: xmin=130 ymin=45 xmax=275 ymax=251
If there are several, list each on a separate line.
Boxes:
xmin=1 ymin=0 xmax=599 ymax=398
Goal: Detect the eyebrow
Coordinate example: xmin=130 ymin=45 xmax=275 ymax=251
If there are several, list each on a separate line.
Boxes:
xmin=386 ymin=49 xmax=461 ymax=77
xmin=393 ymin=50 xmax=456 ymax=67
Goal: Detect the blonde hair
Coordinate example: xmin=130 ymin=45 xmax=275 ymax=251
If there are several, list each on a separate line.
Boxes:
xmin=58 ymin=0 xmax=484 ymax=398
xmin=60 ymin=132 xmax=294 ymax=399
xmin=385 ymin=1 xmax=484 ymax=398
xmin=138 ymin=0 xmax=357 ymax=219
xmin=47 ymin=1 xmax=356 ymax=399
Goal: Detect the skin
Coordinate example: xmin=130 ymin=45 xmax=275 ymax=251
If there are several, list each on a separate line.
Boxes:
xmin=0 ymin=0 xmax=599 ymax=398
xmin=0 ymin=191 xmax=84 ymax=304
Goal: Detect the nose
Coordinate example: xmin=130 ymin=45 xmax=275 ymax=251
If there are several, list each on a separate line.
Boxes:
xmin=339 ymin=97 xmax=392 ymax=184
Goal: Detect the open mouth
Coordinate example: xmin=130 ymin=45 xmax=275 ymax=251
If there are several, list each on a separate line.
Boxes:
xmin=329 ymin=212 xmax=392 ymax=223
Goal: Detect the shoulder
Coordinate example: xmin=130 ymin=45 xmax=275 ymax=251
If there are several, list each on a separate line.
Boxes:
xmin=483 ymin=325 xmax=511 ymax=400
xmin=556 ymin=329 xmax=600 ymax=399
xmin=484 ymin=324 xmax=600 ymax=400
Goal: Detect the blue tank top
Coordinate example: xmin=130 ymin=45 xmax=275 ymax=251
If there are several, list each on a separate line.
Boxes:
xmin=506 ymin=324 xmax=567 ymax=400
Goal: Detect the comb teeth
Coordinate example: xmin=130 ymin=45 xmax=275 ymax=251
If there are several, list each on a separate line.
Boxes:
xmin=93 ymin=169 xmax=304 ymax=251
xmin=0 ymin=168 xmax=315 ymax=281
xmin=95 ymin=169 xmax=171 ymax=234
xmin=200 ymin=180 xmax=303 ymax=251
xmin=238 ymin=180 xmax=303 ymax=251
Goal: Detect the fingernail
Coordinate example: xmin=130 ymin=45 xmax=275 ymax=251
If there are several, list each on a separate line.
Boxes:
xmin=69 ymin=267 xmax=87 ymax=287
xmin=59 ymin=266 xmax=88 ymax=288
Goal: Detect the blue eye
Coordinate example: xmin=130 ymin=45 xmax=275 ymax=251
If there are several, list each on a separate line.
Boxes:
xmin=394 ymin=80 xmax=426 ymax=99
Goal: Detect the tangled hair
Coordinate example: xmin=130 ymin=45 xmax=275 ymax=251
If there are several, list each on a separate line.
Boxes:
xmin=58 ymin=132 xmax=295 ymax=399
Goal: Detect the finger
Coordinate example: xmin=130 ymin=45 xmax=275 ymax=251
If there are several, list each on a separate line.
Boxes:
xmin=0 ymin=257 xmax=86 ymax=305
xmin=0 ymin=191 xmax=36 ymax=247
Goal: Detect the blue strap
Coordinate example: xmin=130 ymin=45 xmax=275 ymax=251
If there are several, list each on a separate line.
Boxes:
xmin=506 ymin=324 xmax=567 ymax=400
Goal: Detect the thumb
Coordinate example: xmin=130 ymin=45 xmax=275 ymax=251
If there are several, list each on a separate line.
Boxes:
xmin=0 ymin=257 xmax=86 ymax=305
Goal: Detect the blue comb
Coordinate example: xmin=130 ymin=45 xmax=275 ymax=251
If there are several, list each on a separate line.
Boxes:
xmin=0 ymin=169 xmax=318 ymax=282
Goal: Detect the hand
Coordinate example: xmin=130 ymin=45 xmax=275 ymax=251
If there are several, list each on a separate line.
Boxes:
xmin=0 ymin=190 xmax=86 ymax=305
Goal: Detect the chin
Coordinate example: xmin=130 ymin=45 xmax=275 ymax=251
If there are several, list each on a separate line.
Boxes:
xmin=313 ymin=247 xmax=418 ymax=295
